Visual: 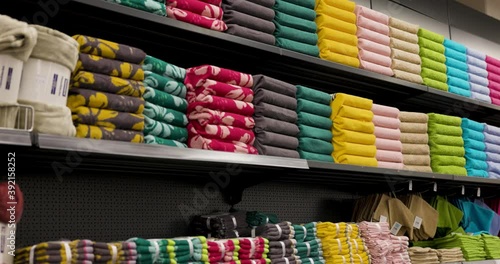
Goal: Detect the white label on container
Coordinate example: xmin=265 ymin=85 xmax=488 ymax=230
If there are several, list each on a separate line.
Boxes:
xmin=413 ymin=216 xmax=423 ymax=229
xmin=50 ymin=74 xmax=58 ymax=95
xmin=390 ymin=222 xmax=402 ymax=235
xmin=379 ymin=215 xmax=388 ymax=223
xmin=6 ymin=67 xmax=13 ymax=90
xmin=0 ymin=66 xmax=4 ymax=88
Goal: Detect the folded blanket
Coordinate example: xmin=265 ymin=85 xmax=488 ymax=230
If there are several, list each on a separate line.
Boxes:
xmin=336 ymin=105 xmax=374 ymax=123
xmin=189 ymin=122 xmax=255 ymax=144
xmin=72 ymin=107 xmax=144 ymax=131
xmin=225 ymin=24 xmax=276 ymax=45
xmin=104 ymin=0 xmax=167 ymax=15
xmin=246 ymin=0 xmax=274 ymax=8
xmin=274 ymin=11 xmax=317 ymax=33
xmin=470 ymin=83 xmax=489 ymax=94
xmin=146 ymin=116 xmax=188 ymax=141
xmin=316 ymin=14 xmax=357 ymax=35
xmin=143 ymin=55 xmax=186 ymax=81
xmin=67 ymin=88 xmax=145 ymax=114
xmin=404 ymin=165 xmax=433 ymax=172
xmin=299 ymin=124 xmax=332 ymax=142
xmin=298 ymin=112 xmax=332 ymax=130
xmin=276 ymin=38 xmax=320 ymax=57
xmin=468 ymin=48 xmax=486 ymax=60
xmin=299 ymin=137 xmax=333 ymax=155
xmin=374 ymin=126 xmax=400 ymax=140
xmin=254 ymin=142 xmax=300 ymax=158
xmin=360 ymin=60 xmax=394 ymax=76
xmin=320 ymin=50 xmax=360 ymax=68
xmin=167 ymin=7 xmax=228 ymax=31
xmin=297 ymin=98 xmax=332 ymax=117
xmin=253 ymin=88 xmax=297 ymax=110
xmin=429 ymin=134 xmax=464 ymax=147
xmin=428 ymin=113 xmax=462 ymax=126
xmin=399 ymin=111 xmax=428 ymax=123
xmin=467 ymin=148 xmax=487 ymax=160
xmin=254 ymin=102 xmax=297 ymax=123
xmin=471 ymin=91 xmax=491 ymax=103
xmin=76 ymin=124 xmax=144 ymax=142
xmin=429 ymin=143 xmax=465 ymax=156
xmin=255 ymin=116 xmax=300 ymax=136
xmin=189 ymin=134 xmax=258 ymax=154
xmin=445 ymin=48 xmax=467 ymax=63
xmin=448 ymin=77 xmax=470 ymax=91
xmin=75 ymin=53 xmax=145 ymax=81
xmin=372 ymin=115 xmax=400 ymax=129
xmin=399 ymin=122 xmax=427 ymax=133
xmin=144 ymin=71 xmax=187 ymax=97
xmin=0 ymin=15 xmax=38 ymax=62
xmin=223 ymin=9 xmax=275 ymax=34
xmin=190 ymin=95 xmax=254 ymax=116
xmin=333 ymin=141 xmax=376 ymax=157
xmin=447 ymin=67 xmax=469 ymax=81
xmin=189 ymin=106 xmax=255 ymax=129
xmin=73 ymin=35 xmax=146 ymax=64
xmin=299 ymin=150 xmax=334 ymax=162
xmin=331 ymin=93 xmax=373 ymax=116
xmin=390 ymin=27 xmax=418 ymax=44
xmin=144 ymin=134 xmax=187 ymax=147
xmin=275 ymin=24 xmax=318 ymax=46
xmin=486 ymin=55 xmax=500 ymax=67
xmin=390 ymin=38 xmax=419 ymax=54
xmin=255 ymin=130 xmax=299 ymax=149
xmin=167 ymin=0 xmax=223 ymax=19
xmin=186 ymin=64 xmax=253 ymax=88
xmin=417 ymin=28 xmax=444 ymax=44
xmin=389 ymin=17 xmax=419 ymax=34
xmin=372 ymin=103 xmax=399 ymax=118
xmin=189 ymin=80 xmax=254 ymax=103
xmin=274 ymin=0 xmax=315 ymax=21
xmin=144 ymin=102 xmax=188 ymax=127
xmin=144 ymin=87 xmax=188 ymax=112
xmin=432 ymin=165 xmax=467 ymax=175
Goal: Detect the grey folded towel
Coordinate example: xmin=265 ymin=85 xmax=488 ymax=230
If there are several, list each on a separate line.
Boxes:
xmin=226 ymin=24 xmax=276 ymax=45
xmin=254 ymin=116 xmax=300 ymax=136
xmin=30 ymin=25 xmax=79 ymax=71
xmin=254 ymin=102 xmax=297 ymax=123
xmin=254 ymin=141 xmax=300 ymax=158
xmin=246 ymin=0 xmax=275 ymax=8
xmin=252 ymin=74 xmax=297 ymax=97
xmin=223 ymin=10 xmax=276 ymax=35
xmin=0 ymin=15 xmax=37 ymax=62
xmin=223 ymin=0 xmax=275 ymax=21
xmin=254 ymin=88 xmax=297 ymax=110
xmin=255 ymin=130 xmax=299 ymax=149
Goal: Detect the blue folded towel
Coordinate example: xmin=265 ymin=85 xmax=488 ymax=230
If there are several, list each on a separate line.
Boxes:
xmin=466 ymin=158 xmax=489 ymax=170
xmin=462 ymin=118 xmax=485 ymax=132
xmin=489 ymin=171 xmax=500 ymax=179
xmin=470 ymin=83 xmax=490 ymax=95
xmin=467 ymin=55 xmax=487 ymax=69
xmin=464 ymin=138 xmax=486 ymax=151
xmin=485 ymin=132 xmax=500 ymax=145
xmin=467 ymin=168 xmax=489 ymax=178
xmin=471 ymin=92 xmax=491 ymax=103
xmin=444 ymin=39 xmax=467 ymax=53
xmin=445 ymin=48 xmax=467 ymax=62
xmin=469 ymin=74 xmax=489 ymax=86
xmin=467 ymin=48 xmax=486 ymax=60
xmin=446 ymin=57 xmax=468 ymax=71
xmin=485 ymin=125 xmax=500 ymax=136
xmin=448 ymin=77 xmax=471 ymax=90
xmin=487 ymin=151 xmax=500 ymax=162
xmin=449 ymin=85 xmax=471 ymax=97
xmin=468 ymin=64 xmax=488 ymax=78
xmin=466 ymin=148 xmax=488 ymax=160
xmin=487 ymin=161 xmax=500 ymax=173
xmin=464 ymin=128 xmax=486 ymax=141
xmin=447 ymin=67 xmax=469 ymax=81
xmin=485 ymin=142 xmax=500 ymax=153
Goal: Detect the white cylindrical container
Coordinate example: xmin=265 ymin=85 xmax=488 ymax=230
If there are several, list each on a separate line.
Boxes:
xmin=0 ymin=222 xmax=15 ymax=264
xmin=0 ymin=54 xmax=24 ymax=104
xmin=17 ymin=58 xmax=71 ymax=106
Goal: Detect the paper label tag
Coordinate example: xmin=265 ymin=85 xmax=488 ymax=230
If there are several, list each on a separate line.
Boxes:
xmin=413 ymin=216 xmax=423 ymax=229
xmin=379 ymin=215 xmax=388 ymax=223
xmin=390 ymin=222 xmax=402 ymax=235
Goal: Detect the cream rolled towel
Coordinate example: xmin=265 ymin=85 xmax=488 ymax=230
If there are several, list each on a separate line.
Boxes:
xmin=403 ymin=154 xmax=430 ymax=166
xmin=399 ymin=111 xmax=428 ymax=123
xmin=390 ymin=38 xmax=419 ymax=54
xmin=391 ymin=48 xmax=421 ymax=64
xmin=18 ymin=99 xmax=75 ymax=137
xmin=392 ymin=59 xmax=421 ymax=74
xmin=0 ymin=15 xmax=37 ymax=61
xmin=393 ymin=70 xmax=423 ymax=84
xmin=400 ymin=122 xmax=427 ymax=133
xmin=402 ymin=143 xmax=430 ymax=155
xmin=30 ymin=25 xmax=79 ymax=71
xmin=389 ymin=27 xmax=418 ymax=44
xmin=389 ymin=17 xmax=419 ymax=34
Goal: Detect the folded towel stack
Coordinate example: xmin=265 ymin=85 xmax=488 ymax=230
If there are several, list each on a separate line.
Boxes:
xmin=238 ymin=237 xmax=271 ymax=264
xmin=293 ymin=223 xmax=317 ymax=243
xmin=331 ymin=93 xmax=377 ymax=167
xmin=256 ymin=222 xmax=295 ymax=241
xmin=407 ymin=247 xmax=439 ymax=264
xmin=69 ymin=35 xmax=146 ymax=143
xmin=388 ymin=17 xmax=422 ymax=84
xmin=427 ymin=113 xmax=467 ymax=175
xmin=208 ymin=239 xmax=240 ymax=263
xmin=141 ymin=55 xmax=190 ymax=147
xmin=481 ymin=234 xmax=500 ymax=260
xmin=358 ymin=221 xmax=393 ymax=263
xmin=272 ymin=0 xmax=318 ymax=56
xmin=255 ymin=222 xmax=296 ymax=264
xmin=93 ymin=241 xmax=138 ymax=263
xmin=461 ymin=118 xmax=488 ymax=177
xmin=293 ymin=223 xmax=324 ymax=264
xmin=315 ymin=0 xmax=360 ymax=68
xmin=483 ymin=124 xmax=500 ymax=179
xmin=222 ymin=0 xmax=276 ymax=45
xmin=132 ymin=237 xmax=209 ymax=264
xmin=252 ymin=75 xmax=300 ymax=158
xmin=268 ymin=240 xmax=297 ymax=262
xmin=418 ymin=28 xmax=448 ymax=91
xmin=104 ymin=0 xmax=167 ymax=15
xmin=185 ymin=65 xmax=258 ymax=154
xmin=437 ymin=248 xmax=466 ymax=263
xmin=372 ymin=104 xmax=403 ymax=169
xmin=167 ymin=0 xmax=228 ymax=31
xmin=15 ymin=240 xmax=95 ymax=264
xmin=427 ymin=233 xmax=487 ymax=261
xmin=486 ymin=55 xmax=500 ymax=105
xmin=467 ymin=48 xmax=491 ymax=103
xmin=355 ymin=5 xmax=393 ymax=76
xmin=389 ymin=235 xmax=411 ymax=264
xmin=399 ymin=112 xmax=432 ymax=172
xmin=444 ymin=39 xmax=471 ymax=97
xmin=295 ymin=85 xmax=333 ymax=162
xmin=317 ymin=222 xmax=369 ymax=264
xmin=192 ymin=211 xmax=250 ymax=238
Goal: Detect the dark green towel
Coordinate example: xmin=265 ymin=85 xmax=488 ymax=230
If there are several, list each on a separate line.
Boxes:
xmin=278 ymin=0 xmax=315 ymax=10
xmin=298 ymin=124 xmax=332 ymax=142
xmin=275 ymin=24 xmax=318 ymax=46
xmin=296 ymin=85 xmax=331 ymax=105
xmin=298 ymin=112 xmax=332 ymax=130
xmin=144 ymin=135 xmax=188 ymax=148
xmin=274 ymin=11 xmax=317 ymax=33
xmin=299 ymin=150 xmax=334 ymax=162
xmin=274 ymin=0 xmax=316 ymax=21
xmin=299 ymin=137 xmax=333 ymax=154
xmin=276 ymin=38 xmax=319 ymax=57
xmin=297 ymin=98 xmax=332 ymax=117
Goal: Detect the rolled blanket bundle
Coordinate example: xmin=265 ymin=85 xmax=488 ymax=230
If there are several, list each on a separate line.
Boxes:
xmin=15 ymin=240 xmax=96 ymax=264
xmin=372 ymin=103 xmax=403 ymax=169
xmin=444 ymin=39 xmax=470 ymax=97
xmin=191 ymin=211 xmax=249 ymax=238
xmin=166 ymin=0 xmax=227 ymax=31
xmin=418 ymin=28 xmax=448 ymax=91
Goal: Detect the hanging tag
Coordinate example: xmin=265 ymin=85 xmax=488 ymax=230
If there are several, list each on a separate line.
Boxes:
xmin=433 ymin=182 xmax=437 ymax=192
xmin=413 ymin=216 xmax=423 ymax=229
xmin=379 ymin=215 xmax=388 ymax=223
xmin=409 ymin=180 xmax=413 ymax=191
xmin=390 ymin=222 xmax=402 ymax=235
xmin=477 ymin=188 xmax=481 ymax=197
xmin=461 ymin=185 xmax=465 ymax=195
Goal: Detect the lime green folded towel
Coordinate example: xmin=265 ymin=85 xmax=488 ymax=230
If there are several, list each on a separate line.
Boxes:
xmin=420 ymin=48 xmax=446 ymax=63
xmin=422 ymin=68 xmax=448 ymax=83
xmin=428 ymin=123 xmax=463 ymax=137
xmin=429 ymin=143 xmax=465 ymax=156
xmin=429 ymin=135 xmax=464 ymax=146
xmin=432 ymin=165 xmax=467 ymax=175
xmin=431 ymin=155 xmax=466 ymax=167
xmin=418 ymin=28 xmax=445 ymax=44
xmin=424 ymin=78 xmax=449 ymax=91
xmin=419 ymin=37 xmax=445 ymax=53
xmin=428 ymin=113 xmax=462 ymax=126
xmin=422 ymin=57 xmax=447 ymax=73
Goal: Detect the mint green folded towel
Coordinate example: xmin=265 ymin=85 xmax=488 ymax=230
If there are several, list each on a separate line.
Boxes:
xmin=298 ymin=124 xmax=332 ymax=142
xmin=144 ymin=135 xmax=188 ymax=148
xmin=424 ymin=78 xmax=449 ymax=91
xmin=432 ymin=165 xmax=467 ymax=175
xmin=431 ymin=155 xmax=466 ymax=167
xmin=275 ymin=24 xmax=318 ymax=46
xmin=274 ymin=0 xmax=316 ymax=21
xmin=418 ymin=28 xmax=445 ymax=44
xmin=274 ymin=11 xmax=317 ymax=33
xmin=299 ymin=150 xmax=334 ymax=162
xmin=298 ymin=112 xmax=332 ymax=130
xmin=296 ymin=85 xmax=331 ymax=105
xmin=419 ymin=37 xmax=445 ymax=53
xmin=276 ymin=38 xmax=319 ymax=57
xmin=422 ymin=57 xmax=447 ymax=73
xmin=429 ymin=143 xmax=465 ymax=156
xmin=279 ymin=0 xmax=315 ymax=10
xmin=299 ymin=137 xmax=333 ymax=154
xmin=297 ymin=99 xmax=332 ymax=117
xmin=429 ymin=134 xmax=464 ymax=147
xmin=420 ymin=48 xmax=446 ymax=63
xmin=422 ymin=68 xmax=448 ymax=83
xmin=428 ymin=113 xmax=462 ymax=126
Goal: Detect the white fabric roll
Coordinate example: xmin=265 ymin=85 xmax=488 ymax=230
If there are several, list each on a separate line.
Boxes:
xmin=0 ymin=15 xmax=37 ymax=62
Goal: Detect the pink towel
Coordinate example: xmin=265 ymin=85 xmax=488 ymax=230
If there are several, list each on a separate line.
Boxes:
xmin=359 ymin=49 xmax=392 ymax=67
xmin=188 ymin=122 xmax=255 ymax=144
xmin=188 ymin=131 xmax=258 ymax=154
xmin=376 ymin=138 xmax=403 ymax=151
xmin=488 ymin=71 xmax=500 ymax=84
xmin=489 ymin=80 xmax=500 ymax=92
xmin=186 ymin=64 xmax=253 ymax=88
xmin=360 ymin=60 xmax=394 ymax=76
xmin=355 ymin=5 xmax=389 ymax=25
xmin=358 ymin=38 xmax=391 ymax=57
xmin=376 ymin=150 xmax=403 ymax=163
xmin=357 ymin=16 xmax=389 ymax=35
xmin=492 ymin=97 xmax=500 ymax=106
xmin=357 ymin=27 xmax=390 ymax=46
xmin=166 ymin=0 xmax=223 ymax=19
xmin=489 ymin=88 xmax=500 ymax=99
xmin=188 ymin=79 xmax=254 ymax=103
xmin=373 ymin=115 xmax=401 ymax=129
xmin=487 ymin=63 xmax=500 ymax=76
xmin=166 ymin=7 xmax=227 ymax=31
xmin=372 ymin=104 xmax=400 ymax=118
xmin=375 ymin=126 xmax=401 ymax=140
xmin=378 ymin=161 xmax=404 ymax=169
xmin=188 ymin=107 xmax=255 ymax=129
xmin=486 ymin=55 xmax=500 ymax=68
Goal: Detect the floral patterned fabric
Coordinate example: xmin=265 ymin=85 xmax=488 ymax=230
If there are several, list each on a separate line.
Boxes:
xmin=144 ymin=135 xmax=188 ymax=147
xmin=188 ymin=122 xmax=255 ymax=144
xmin=67 ymin=88 xmax=145 ymax=114
xmin=144 ymin=116 xmax=188 ymax=141
xmin=72 ymin=71 xmax=145 ymax=97
xmin=187 ymin=79 xmax=254 ymax=103
xmin=76 ymin=124 xmax=144 ymax=143
xmin=188 ymin=106 xmax=255 ymax=129
xmin=73 ymin=35 xmax=146 ymax=64
xmin=167 ymin=7 xmax=228 ymax=32
xmin=143 ymin=87 xmax=188 ymax=112
xmin=188 ymin=134 xmax=259 ymax=154
xmin=71 ymin=107 xmax=145 ymax=131
xmin=185 ymin=65 xmax=253 ymax=88
xmin=143 ymin=55 xmax=186 ymax=81
xmin=188 ymin=95 xmax=254 ymax=116
xmin=75 ymin=54 xmax=144 ymax=81
xmin=144 ymin=71 xmax=187 ymax=98
xmin=166 ymin=0 xmax=223 ymax=19
xmin=144 ymin=102 xmax=188 ymax=127
xmin=103 ymin=0 xmax=167 ymax=15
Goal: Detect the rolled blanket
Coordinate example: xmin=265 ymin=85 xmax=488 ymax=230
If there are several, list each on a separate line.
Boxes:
xmin=0 ymin=15 xmax=37 ymax=62
xmin=167 ymin=6 xmax=228 ymax=31
xmin=73 ymin=35 xmax=146 ymax=64
xmin=145 ymin=116 xmax=188 ymax=141
xmin=223 ymin=10 xmax=275 ymax=34
xmin=144 ymin=87 xmax=188 ymax=112
xmin=226 ymin=24 xmax=276 ymax=45
xmin=144 ymin=102 xmax=188 ymax=127
xmin=167 ymin=0 xmax=224 ymax=19
xmin=143 ymin=55 xmax=186 ymax=81
xmin=189 ymin=106 xmax=255 ymax=129
xmin=72 ymin=71 xmax=146 ymax=97
xmin=75 ymin=124 xmax=144 ymax=142
xmin=144 ymin=135 xmax=187 ymax=147
xmin=254 ymin=102 xmax=297 ymax=123
xmin=104 ymin=0 xmax=167 ymax=15
xmin=144 ymin=71 xmax=187 ymax=97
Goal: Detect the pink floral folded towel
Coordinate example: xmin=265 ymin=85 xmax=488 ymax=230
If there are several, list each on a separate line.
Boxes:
xmin=185 ymin=64 xmax=253 ymax=88
xmin=188 ymin=129 xmax=258 ymax=154
xmin=167 ymin=7 xmax=227 ymax=31
xmin=187 ymin=79 xmax=254 ymax=103
xmin=188 ymin=122 xmax=255 ymax=144
xmin=188 ymin=106 xmax=255 ymax=129
xmin=166 ymin=0 xmax=223 ymax=19
xmin=188 ymin=94 xmax=255 ymax=116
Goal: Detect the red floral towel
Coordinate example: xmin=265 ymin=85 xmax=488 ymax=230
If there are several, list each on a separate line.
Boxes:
xmin=188 ymin=106 xmax=255 ymax=129
xmin=166 ymin=0 xmax=223 ymax=19
xmin=199 ymin=0 xmax=222 ymax=7
xmin=167 ymin=7 xmax=227 ymax=31
xmin=187 ymin=79 xmax=254 ymax=103
xmin=189 ymin=94 xmax=255 ymax=116
xmin=188 ymin=133 xmax=259 ymax=154
xmin=185 ymin=65 xmax=253 ymax=88
xmin=189 ymin=122 xmax=255 ymax=144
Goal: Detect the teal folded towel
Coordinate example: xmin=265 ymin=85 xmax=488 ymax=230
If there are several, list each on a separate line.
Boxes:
xmin=467 ymin=168 xmax=489 ymax=178
xmin=299 ymin=137 xmax=333 ymax=155
xmin=448 ymin=77 xmax=471 ymax=90
xmin=447 ymin=67 xmax=469 ymax=81
xmin=464 ymin=138 xmax=486 ymax=151
xmin=466 ymin=148 xmax=487 ymax=160
xmin=444 ymin=39 xmax=467 ymax=53
xmin=274 ymin=11 xmax=317 ymax=33
xmin=297 ymin=98 xmax=332 ymax=117
xmin=466 ymin=159 xmax=488 ymax=170
xmin=449 ymin=86 xmax=471 ymax=97
xmin=298 ymin=112 xmax=333 ymax=130
xmin=299 ymin=150 xmax=334 ymax=162
xmin=276 ymin=38 xmax=319 ymax=57
xmin=445 ymin=57 xmax=468 ymax=72
xmin=445 ymin=48 xmax=467 ymax=62
xmin=462 ymin=118 xmax=485 ymax=132
xmin=298 ymin=124 xmax=332 ymax=142
xmin=274 ymin=0 xmax=316 ymax=21
xmin=275 ymin=24 xmax=318 ymax=45
xmin=296 ymin=85 xmax=332 ymax=105
xmin=463 ymin=128 xmax=485 ymax=142
xmin=279 ymin=0 xmax=315 ymax=10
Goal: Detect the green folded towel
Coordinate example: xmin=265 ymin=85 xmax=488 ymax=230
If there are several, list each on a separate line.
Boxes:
xmin=144 ymin=71 xmax=187 ymax=98
xmin=143 ymin=55 xmax=186 ymax=82
xmin=299 ymin=150 xmax=334 ymax=162
xmin=422 ymin=67 xmax=448 ymax=83
xmin=278 ymin=0 xmax=315 ymax=10
xmin=144 ymin=135 xmax=188 ymax=148
xmin=431 ymin=155 xmax=466 ymax=167
xmin=275 ymin=24 xmax=318 ymax=46
xmin=423 ymin=78 xmax=449 ymax=91
xmin=422 ymin=57 xmax=447 ymax=73
xmin=418 ymin=28 xmax=445 ymax=44
xmin=144 ymin=116 xmax=188 ymax=141
xmin=299 ymin=137 xmax=333 ymax=154
xmin=420 ymin=47 xmax=446 ymax=63
xmin=298 ymin=112 xmax=332 ymax=130
xmin=144 ymin=102 xmax=188 ymax=127
xmin=428 ymin=113 xmax=462 ymax=126
xmin=298 ymin=124 xmax=332 ymax=142
xmin=429 ymin=135 xmax=464 ymax=147
xmin=429 ymin=143 xmax=465 ymax=156
xmin=428 ymin=123 xmax=463 ymax=137
xmin=105 ymin=0 xmax=166 ymax=15
xmin=274 ymin=0 xmax=316 ymax=21
xmin=296 ymin=85 xmax=332 ymax=105
xmin=274 ymin=11 xmax=317 ymax=33
xmin=432 ymin=165 xmax=467 ymax=175
xmin=246 ymin=211 xmax=280 ymax=226
xmin=276 ymin=38 xmax=320 ymax=57
xmin=297 ymin=98 xmax=332 ymax=117
xmin=143 ymin=87 xmax=188 ymax=112
xmin=418 ymin=37 xmax=445 ymax=53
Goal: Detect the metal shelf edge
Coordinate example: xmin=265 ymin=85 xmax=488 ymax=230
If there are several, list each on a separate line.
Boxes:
xmin=0 ymin=129 xmax=32 ymax=146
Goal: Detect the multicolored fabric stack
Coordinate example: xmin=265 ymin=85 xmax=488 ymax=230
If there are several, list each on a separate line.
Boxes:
xmin=372 ymin=103 xmax=403 ymax=169
xmin=93 ymin=241 xmax=138 ymax=263
xmin=389 ymin=17 xmax=422 ymax=84
xmin=418 ymin=28 xmax=448 ymax=91
xmin=104 ymin=0 xmax=167 ymax=15
xmin=131 ymin=237 xmax=209 ymax=264
xmin=255 ymin=222 xmax=296 ymax=264
xmin=15 ymin=240 xmax=95 ymax=264
xmin=208 ymin=239 xmax=240 ymax=263
xmin=142 ymin=55 xmax=189 ymax=147
xmin=166 ymin=0 xmax=228 ymax=31
xmin=69 ymin=35 xmax=146 ymax=143
xmin=185 ymin=65 xmax=258 ymax=154
xmin=238 ymin=237 xmax=271 ymax=264
xmin=467 ymin=48 xmax=490 ymax=103
xmin=444 ymin=39 xmax=470 ymax=97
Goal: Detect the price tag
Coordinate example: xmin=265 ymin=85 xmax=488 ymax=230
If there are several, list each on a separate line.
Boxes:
xmin=380 ymin=215 xmax=388 ymax=223
xmin=433 ymin=182 xmax=438 ymax=192
xmin=413 ymin=216 xmax=423 ymax=229
xmin=477 ymin=188 xmax=481 ymax=197
xmin=390 ymin=222 xmax=402 ymax=235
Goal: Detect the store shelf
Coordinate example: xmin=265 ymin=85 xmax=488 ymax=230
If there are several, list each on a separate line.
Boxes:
xmin=0 ymin=129 xmax=32 ymax=146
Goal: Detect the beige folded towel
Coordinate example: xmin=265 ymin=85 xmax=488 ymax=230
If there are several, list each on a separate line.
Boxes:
xmin=389 ymin=17 xmax=419 ymax=34
xmin=401 ymin=133 xmax=429 ymax=144
xmin=390 ymin=27 xmax=418 ymax=44
xmin=391 ymin=48 xmax=421 ymax=64
xmin=18 ymin=100 xmax=75 ymax=137
xmin=390 ymin=37 xmax=419 ymax=54
xmin=393 ymin=70 xmax=423 ymax=84
xmin=392 ymin=59 xmax=421 ymax=74
xmin=399 ymin=112 xmax=429 ymax=123
xmin=0 ymin=15 xmax=37 ymax=62
xmin=404 ymin=165 xmax=432 ymax=173
xmin=400 ymin=122 xmax=428 ymax=133
xmin=30 ymin=25 xmax=79 ymax=71
xmin=403 ymin=154 xmax=431 ymax=166
xmin=402 ymin=143 xmax=430 ymax=155
xmin=0 ymin=103 xmax=19 ymax=129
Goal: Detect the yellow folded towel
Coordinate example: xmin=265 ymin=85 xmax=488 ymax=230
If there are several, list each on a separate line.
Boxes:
xmin=390 ymin=38 xmax=420 ymax=54
xmin=390 ymin=27 xmax=418 ymax=44
xmin=317 ymin=222 xmax=354 ymax=238
xmin=316 ymin=1 xmax=356 ymax=24
xmin=317 ymin=0 xmax=356 ymax=12
xmin=392 ymin=59 xmax=421 ymax=74
xmin=320 ymin=50 xmax=360 ymax=68
xmin=393 ymin=70 xmax=423 ymax=84
xmin=333 ymin=127 xmax=376 ymax=144
xmin=316 ymin=14 xmax=357 ymax=35
xmin=331 ymin=93 xmax=373 ymax=117
xmin=333 ymin=141 xmax=377 ymax=157
xmin=333 ymin=154 xmax=378 ymax=167
xmin=318 ymin=27 xmax=358 ymax=46
xmin=351 ymin=252 xmax=370 ymax=264
xmin=333 ymin=117 xmax=374 ymax=134
xmin=320 ymin=237 xmax=350 ymax=256
xmin=389 ymin=17 xmax=419 ymax=34
xmin=391 ymin=48 xmax=422 ymax=64
xmin=319 ymin=39 xmax=359 ymax=58
xmin=337 ymin=105 xmax=374 ymax=121
xmin=349 ymin=238 xmax=367 ymax=254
